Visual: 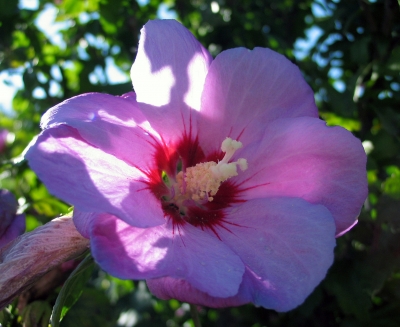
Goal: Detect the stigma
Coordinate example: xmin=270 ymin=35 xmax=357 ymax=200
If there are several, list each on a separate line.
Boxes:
xmin=175 ymin=138 xmax=247 ymax=202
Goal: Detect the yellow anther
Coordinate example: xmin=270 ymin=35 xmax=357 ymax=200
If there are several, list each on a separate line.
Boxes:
xmin=173 ymin=138 xmax=248 ymax=203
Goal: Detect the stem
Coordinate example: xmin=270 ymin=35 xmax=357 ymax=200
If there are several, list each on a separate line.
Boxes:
xmin=189 ymin=303 xmax=202 ymax=327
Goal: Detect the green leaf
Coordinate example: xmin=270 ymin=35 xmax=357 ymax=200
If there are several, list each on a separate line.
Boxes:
xmin=386 ymin=47 xmax=400 ymax=72
xmin=377 ymin=195 xmax=400 ymax=231
xmin=324 ymin=260 xmax=372 ymax=320
xmin=320 ymin=112 xmax=361 ymax=131
xmin=383 ymin=171 xmax=400 ymax=200
xmin=56 ymin=0 xmax=85 ymax=20
xmin=21 ymin=301 xmax=52 ymax=327
xmin=59 ymin=288 xmax=116 ymax=327
xmin=51 ymin=254 xmax=94 ymax=327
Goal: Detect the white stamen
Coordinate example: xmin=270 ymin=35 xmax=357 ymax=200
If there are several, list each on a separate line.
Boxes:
xmin=220 ymin=138 xmax=243 ymax=163
xmin=237 ymin=158 xmax=248 ymax=171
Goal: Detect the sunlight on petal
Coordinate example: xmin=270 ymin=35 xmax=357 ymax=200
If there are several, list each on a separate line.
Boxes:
xmin=184 ymin=53 xmax=210 ymax=111
xmin=131 ymin=63 xmax=175 ymax=107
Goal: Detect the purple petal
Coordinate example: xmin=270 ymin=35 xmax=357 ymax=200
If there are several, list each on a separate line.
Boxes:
xmin=0 ymin=189 xmax=18 ymax=233
xmin=131 ymin=19 xmax=213 ymax=142
xmin=25 ymin=125 xmax=164 ymax=228
xmin=0 ymin=190 xmax=25 ymax=248
xmin=149 ymin=197 xmax=336 ymax=312
xmin=0 ymin=214 xmax=25 ymax=248
xmin=40 ymin=92 xmax=159 ymax=168
xmin=198 ymin=47 xmax=318 ymax=151
xmin=236 ymin=117 xmax=367 ymax=235
xmin=89 ymin=213 xmax=245 ymax=298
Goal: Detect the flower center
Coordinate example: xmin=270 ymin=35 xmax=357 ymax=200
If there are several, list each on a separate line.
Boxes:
xmin=171 ymin=138 xmax=247 ymax=206
xmin=148 ymin=136 xmax=247 ymax=229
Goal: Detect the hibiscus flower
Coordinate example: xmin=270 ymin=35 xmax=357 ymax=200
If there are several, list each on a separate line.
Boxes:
xmin=26 ymin=19 xmax=367 ymax=311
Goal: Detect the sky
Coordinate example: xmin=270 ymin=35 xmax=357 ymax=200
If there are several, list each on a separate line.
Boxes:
xmin=0 ymin=0 xmax=332 ymax=117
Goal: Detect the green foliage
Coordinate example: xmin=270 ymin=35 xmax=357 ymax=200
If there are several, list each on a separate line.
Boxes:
xmin=1 ymin=0 xmax=400 ymax=326
xmin=51 ymin=254 xmax=94 ymax=327
xmin=21 ymin=301 xmax=52 ymax=327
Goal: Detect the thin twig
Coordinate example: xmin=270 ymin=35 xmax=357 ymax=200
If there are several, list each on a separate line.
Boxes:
xmin=189 ymin=303 xmax=202 ymax=327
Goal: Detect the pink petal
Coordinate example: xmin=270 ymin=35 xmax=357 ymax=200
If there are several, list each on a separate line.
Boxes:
xmin=40 ymin=92 xmax=159 ymax=168
xmin=216 ymin=198 xmax=336 ymax=311
xmin=89 ymin=213 xmax=245 ymax=298
xmin=198 ymin=47 xmax=318 ymax=152
xmin=0 ymin=129 xmax=7 ymax=153
xmin=236 ymin=117 xmax=367 ymax=235
xmin=25 ymin=125 xmax=164 ymax=228
xmin=149 ymin=197 xmax=336 ymax=312
xmin=131 ymin=19 xmax=212 ymax=142
xmin=72 ymin=210 xmax=94 ymax=239
xmin=147 ymin=276 xmax=249 ymax=307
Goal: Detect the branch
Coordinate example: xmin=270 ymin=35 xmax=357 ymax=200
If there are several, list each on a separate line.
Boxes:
xmin=382 ymin=0 xmax=398 ymax=37
xmin=358 ymin=0 xmax=377 ymax=34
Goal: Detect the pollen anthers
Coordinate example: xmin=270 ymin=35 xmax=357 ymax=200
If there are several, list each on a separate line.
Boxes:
xmin=176 ymin=138 xmax=247 ymax=202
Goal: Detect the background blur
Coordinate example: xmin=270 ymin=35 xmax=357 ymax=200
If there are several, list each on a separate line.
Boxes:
xmin=0 ymin=0 xmax=400 ymax=326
